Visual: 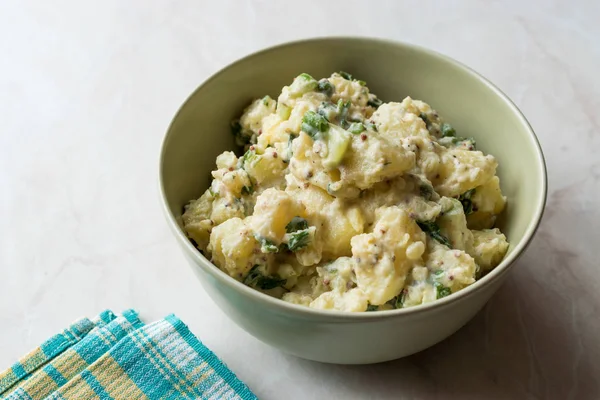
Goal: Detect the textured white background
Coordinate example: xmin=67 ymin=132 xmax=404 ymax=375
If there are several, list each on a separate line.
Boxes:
xmin=1 ymin=1 xmax=599 ymax=399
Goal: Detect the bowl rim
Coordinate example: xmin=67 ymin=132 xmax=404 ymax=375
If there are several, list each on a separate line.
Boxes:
xmin=159 ymin=36 xmax=548 ymax=321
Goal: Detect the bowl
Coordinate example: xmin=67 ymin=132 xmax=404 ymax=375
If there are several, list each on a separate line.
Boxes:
xmin=159 ymin=37 xmax=547 ymax=364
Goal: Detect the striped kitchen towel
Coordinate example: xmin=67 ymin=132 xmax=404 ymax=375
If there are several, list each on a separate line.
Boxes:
xmin=0 ymin=310 xmax=257 ymax=400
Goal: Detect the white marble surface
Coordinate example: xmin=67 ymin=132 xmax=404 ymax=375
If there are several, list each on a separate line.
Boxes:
xmin=1 ymin=0 xmax=599 ymax=398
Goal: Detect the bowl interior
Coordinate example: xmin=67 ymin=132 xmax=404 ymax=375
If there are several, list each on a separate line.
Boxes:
xmin=160 ymin=38 xmax=546 ymax=293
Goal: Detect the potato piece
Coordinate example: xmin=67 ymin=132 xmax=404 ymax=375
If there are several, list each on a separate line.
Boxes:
xmin=329 ymin=73 xmax=370 ymax=109
xmin=471 ymin=229 xmax=509 ymax=272
xmin=182 ymin=189 xmax=215 ymax=251
xmin=424 ymin=242 xmax=477 ymax=294
xmin=309 ymin=288 xmax=369 ymax=312
xmin=286 ymin=175 xmax=364 ymax=257
xmin=243 ymin=147 xmax=287 ymax=188
xmin=433 ymin=148 xmax=497 ymax=198
xmin=467 ymin=176 xmax=507 ymax=230
xmin=357 ymin=176 xmax=441 ymax=225
xmin=372 ymin=98 xmax=431 ymax=139
xmin=332 ymin=133 xmax=416 ymax=194
xmin=437 ymin=197 xmax=474 ymax=252
xmin=239 ymin=97 xmax=276 ymax=137
xmin=249 ymin=188 xmax=307 ymax=243
xmin=208 ymin=217 xmax=269 ymax=280
xmin=351 ymin=206 xmax=426 ymax=305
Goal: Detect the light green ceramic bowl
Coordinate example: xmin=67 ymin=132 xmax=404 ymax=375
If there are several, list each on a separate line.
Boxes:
xmin=159 ymin=37 xmax=547 ymax=364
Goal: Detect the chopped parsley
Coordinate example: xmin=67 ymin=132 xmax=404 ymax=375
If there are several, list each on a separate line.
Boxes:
xmin=286 ymin=216 xmax=309 ymax=233
xmin=458 ymin=188 xmax=476 ymax=215
xmin=244 ymin=265 xmax=286 ymax=290
xmin=255 ymin=235 xmax=279 ymax=253
xmin=366 ymin=304 xmax=378 ymax=311
xmin=417 ymin=220 xmax=452 ymax=248
xmin=286 ymin=230 xmax=310 ymax=252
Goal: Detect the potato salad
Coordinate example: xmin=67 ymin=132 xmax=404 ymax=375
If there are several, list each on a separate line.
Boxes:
xmin=182 ymin=72 xmax=509 ymax=312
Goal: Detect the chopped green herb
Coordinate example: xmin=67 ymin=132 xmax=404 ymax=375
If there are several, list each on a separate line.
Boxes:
xmin=289 ymin=73 xmax=318 ymax=97
xmin=364 ymin=120 xmax=378 ymax=132
xmin=244 ymin=265 xmax=287 ymax=290
xmin=356 ymin=80 xmax=367 ymax=86
xmin=240 ymin=149 xmax=258 ymax=169
xmin=286 ymin=216 xmax=309 ymax=233
xmin=337 ymin=99 xmax=351 ymax=128
xmin=417 ymin=220 xmax=452 ymax=248
xmin=419 ymin=112 xmax=431 ymax=129
xmin=441 ymin=123 xmax=456 ymax=137
xmin=366 ymin=304 xmax=378 ymax=311
xmin=285 ymin=133 xmax=298 ymax=161
xmin=367 ymin=96 xmax=383 ymax=109
xmin=339 ymin=71 xmax=353 ymax=80
xmin=286 ymin=229 xmax=310 ymax=251
xmin=255 ymin=235 xmax=279 ymax=253
xmin=317 ymin=79 xmax=334 ymax=97
xmin=301 ymin=111 xmax=329 ymax=139
xmin=348 ymin=122 xmax=366 ymax=134
xmin=434 ymin=282 xmax=452 ymax=299
xmin=387 ymin=290 xmax=406 ymax=309
xmin=317 ymin=102 xmax=338 ymax=122
xmin=241 ymin=184 xmax=254 ymax=195
xmin=458 ymin=188 xmax=476 ymax=215
xmin=419 ymin=184 xmax=434 ymax=200
xmin=432 ymin=269 xmax=445 ymax=277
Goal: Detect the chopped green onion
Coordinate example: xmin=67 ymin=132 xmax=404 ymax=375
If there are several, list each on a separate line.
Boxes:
xmin=317 ymin=102 xmax=338 ymax=122
xmin=441 ymin=123 xmax=456 ymax=137
xmin=348 ymin=122 xmax=366 ymax=134
xmin=434 ymin=282 xmax=452 ymax=299
xmin=289 ymin=73 xmax=318 ymax=97
xmin=367 ymin=96 xmax=383 ymax=109
xmin=339 ymin=71 xmax=353 ymax=80
xmin=301 ymin=111 xmax=329 ymax=139
xmin=337 ymin=99 xmax=351 ymax=128
xmin=317 ymin=79 xmax=334 ymax=97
